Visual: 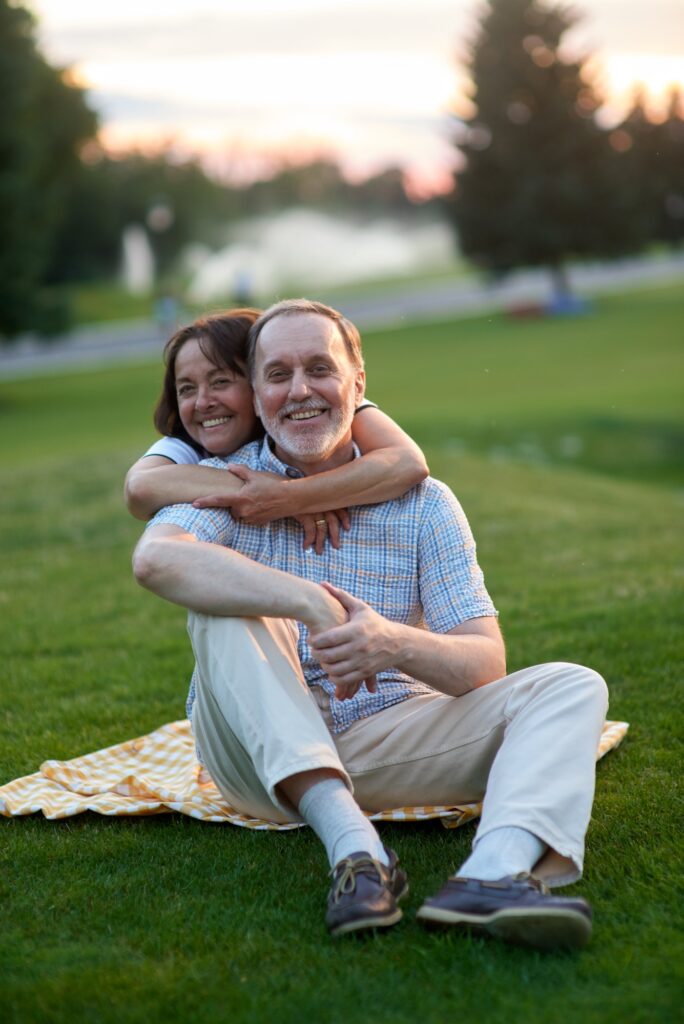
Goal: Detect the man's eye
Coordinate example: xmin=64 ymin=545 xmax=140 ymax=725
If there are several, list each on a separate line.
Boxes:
xmin=311 ymin=365 xmax=331 ymax=375
xmin=268 ymin=371 xmax=288 ymax=381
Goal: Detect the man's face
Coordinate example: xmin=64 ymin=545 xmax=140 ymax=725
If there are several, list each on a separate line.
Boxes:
xmin=252 ymin=313 xmax=365 ymax=471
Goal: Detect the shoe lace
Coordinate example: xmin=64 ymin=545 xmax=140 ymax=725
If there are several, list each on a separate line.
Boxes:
xmin=330 ymin=856 xmax=381 ymax=904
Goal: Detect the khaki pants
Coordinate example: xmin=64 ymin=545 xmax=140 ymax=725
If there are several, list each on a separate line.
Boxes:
xmin=188 ymin=614 xmax=608 ymax=887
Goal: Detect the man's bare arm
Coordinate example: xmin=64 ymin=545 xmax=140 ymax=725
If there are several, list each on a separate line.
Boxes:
xmin=133 ymin=523 xmax=346 ymax=635
xmin=309 ymin=583 xmax=506 ymax=697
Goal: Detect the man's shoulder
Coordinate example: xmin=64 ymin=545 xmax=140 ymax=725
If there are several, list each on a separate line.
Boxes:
xmin=199 ymin=439 xmax=263 ymax=470
xmin=386 ymin=474 xmax=461 ymax=512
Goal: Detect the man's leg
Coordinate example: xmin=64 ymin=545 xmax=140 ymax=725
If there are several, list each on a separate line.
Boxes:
xmin=329 ymin=661 xmax=608 ymax=948
xmin=188 ymin=612 xmax=407 ymax=934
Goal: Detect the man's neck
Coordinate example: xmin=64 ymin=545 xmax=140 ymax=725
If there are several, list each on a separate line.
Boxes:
xmin=273 ymin=436 xmax=355 ymax=476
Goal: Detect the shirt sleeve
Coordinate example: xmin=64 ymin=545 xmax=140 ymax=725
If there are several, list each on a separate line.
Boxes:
xmin=417 ymin=481 xmax=497 ymax=633
xmin=141 ymin=436 xmax=202 ymax=465
xmin=354 ymin=399 xmax=378 ymax=414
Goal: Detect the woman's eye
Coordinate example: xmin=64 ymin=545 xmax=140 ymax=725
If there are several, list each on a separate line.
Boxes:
xmin=177 ymin=386 xmax=193 ymax=397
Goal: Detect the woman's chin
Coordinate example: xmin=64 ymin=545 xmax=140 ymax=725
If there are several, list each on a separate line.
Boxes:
xmin=199 ymin=429 xmax=255 ymax=458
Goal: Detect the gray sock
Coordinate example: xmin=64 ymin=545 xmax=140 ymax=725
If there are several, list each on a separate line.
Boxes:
xmin=458 ymin=826 xmax=547 ymax=881
xmin=298 ymin=778 xmax=389 ymax=868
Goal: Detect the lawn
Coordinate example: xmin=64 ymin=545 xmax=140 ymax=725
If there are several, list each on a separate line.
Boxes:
xmin=1 ymin=285 xmax=682 ymax=1023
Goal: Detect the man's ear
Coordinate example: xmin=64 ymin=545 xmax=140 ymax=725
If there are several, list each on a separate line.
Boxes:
xmin=354 ymin=369 xmax=366 ymax=404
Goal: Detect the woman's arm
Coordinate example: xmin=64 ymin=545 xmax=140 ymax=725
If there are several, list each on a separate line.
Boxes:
xmin=124 ymin=455 xmax=245 ymax=521
xmin=125 ymin=407 xmax=428 ymax=523
xmin=253 ymin=405 xmax=428 ymax=513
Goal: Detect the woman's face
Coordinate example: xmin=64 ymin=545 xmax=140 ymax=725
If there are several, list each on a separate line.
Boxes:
xmin=174 ymin=338 xmax=258 ymax=455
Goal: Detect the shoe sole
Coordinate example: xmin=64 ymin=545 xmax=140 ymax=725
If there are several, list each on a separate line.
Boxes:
xmin=329 ymin=880 xmax=409 ymax=938
xmin=416 ymin=904 xmax=591 ymax=951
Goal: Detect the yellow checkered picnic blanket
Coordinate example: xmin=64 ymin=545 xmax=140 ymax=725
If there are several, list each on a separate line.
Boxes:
xmin=0 ymin=719 xmax=629 ymax=830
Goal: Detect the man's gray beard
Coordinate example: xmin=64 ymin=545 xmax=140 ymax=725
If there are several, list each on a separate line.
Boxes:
xmin=257 ymin=392 xmax=356 ymax=464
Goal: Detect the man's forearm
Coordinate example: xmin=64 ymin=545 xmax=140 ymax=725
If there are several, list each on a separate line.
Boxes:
xmin=310 ymin=585 xmax=506 ymax=697
xmin=392 ymin=623 xmax=506 ymax=696
xmin=133 ymin=528 xmax=342 ymax=632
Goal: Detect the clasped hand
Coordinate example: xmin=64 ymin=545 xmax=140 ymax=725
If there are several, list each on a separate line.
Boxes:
xmin=193 ymin=464 xmax=350 ymax=555
xmin=309 ymin=582 xmax=400 ymax=702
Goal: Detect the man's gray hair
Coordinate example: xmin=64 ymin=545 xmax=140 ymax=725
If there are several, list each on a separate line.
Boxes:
xmin=246 ymin=298 xmax=364 ymax=379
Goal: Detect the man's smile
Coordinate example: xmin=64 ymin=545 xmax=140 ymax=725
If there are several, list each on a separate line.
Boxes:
xmin=287 ymin=409 xmax=326 ymax=421
xmin=280 ymin=402 xmax=330 ymax=423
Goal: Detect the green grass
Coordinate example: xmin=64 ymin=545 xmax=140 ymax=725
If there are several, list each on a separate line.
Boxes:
xmin=1 ymin=285 xmax=683 ymax=1023
xmin=66 ymin=282 xmax=159 ymax=326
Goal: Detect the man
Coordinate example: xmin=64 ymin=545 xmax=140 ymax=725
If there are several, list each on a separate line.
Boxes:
xmin=133 ymin=298 xmax=608 ymax=949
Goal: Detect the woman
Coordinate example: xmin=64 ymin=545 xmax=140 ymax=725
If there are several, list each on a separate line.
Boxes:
xmin=125 ymin=308 xmax=428 ymax=549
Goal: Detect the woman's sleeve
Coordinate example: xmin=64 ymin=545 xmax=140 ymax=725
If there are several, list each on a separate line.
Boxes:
xmin=141 ymin=437 xmax=202 ymax=465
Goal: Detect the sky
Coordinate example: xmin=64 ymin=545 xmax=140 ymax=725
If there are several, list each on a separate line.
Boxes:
xmin=27 ymin=0 xmax=684 ymax=196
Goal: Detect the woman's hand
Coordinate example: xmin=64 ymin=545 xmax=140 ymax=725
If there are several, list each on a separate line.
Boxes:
xmin=193 ymin=464 xmax=351 ymax=553
xmin=295 ymin=510 xmax=349 ymax=554
xmin=193 ymin=464 xmax=288 ymax=521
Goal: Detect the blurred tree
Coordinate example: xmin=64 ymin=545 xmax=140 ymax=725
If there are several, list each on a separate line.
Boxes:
xmin=0 ymin=0 xmax=97 ymax=337
xmin=240 ymin=159 xmax=420 ymax=218
xmin=611 ymin=88 xmax=684 ymax=248
xmin=46 ymin=155 xmax=424 ymax=289
xmin=448 ymin=0 xmax=637 ymax=294
xmin=46 ymin=152 xmax=235 ymax=284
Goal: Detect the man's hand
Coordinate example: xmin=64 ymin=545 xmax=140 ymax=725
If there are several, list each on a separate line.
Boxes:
xmin=309 ymin=582 xmax=401 ymax=701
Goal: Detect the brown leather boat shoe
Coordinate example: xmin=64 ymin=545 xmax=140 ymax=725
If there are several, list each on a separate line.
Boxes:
xmin=416 ymin=873 xmax=592 ymax=951
xmin=326 ymin=847 xmax=408 ymax=937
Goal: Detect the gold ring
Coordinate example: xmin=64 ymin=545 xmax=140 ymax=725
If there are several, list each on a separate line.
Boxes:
xmin=315 ymin=519 xmax=327 ymax=527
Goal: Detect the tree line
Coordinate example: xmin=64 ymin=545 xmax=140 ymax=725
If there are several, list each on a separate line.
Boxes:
xmin=449 ymin=0 xmax=683 ymax=292
xmin=1 ymin=0 xmax=682 ymax=340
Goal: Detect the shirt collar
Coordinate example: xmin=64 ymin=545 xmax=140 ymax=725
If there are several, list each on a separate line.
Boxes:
xmin=259 ymin=436 xmax=360 ymax=478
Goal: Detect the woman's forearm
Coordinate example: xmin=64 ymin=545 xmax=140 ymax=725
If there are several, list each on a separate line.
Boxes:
xmin=284 ymin=445 xmax=428 ymax=513
xmin=124 ymin=462 xmax=244 ymax=520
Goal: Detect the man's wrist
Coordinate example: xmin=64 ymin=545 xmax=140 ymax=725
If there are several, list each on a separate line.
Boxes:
xmin=391 ymin=622 xmax=421 ymax=674
xmin=299 ymin=581 xmax=344 ymax=634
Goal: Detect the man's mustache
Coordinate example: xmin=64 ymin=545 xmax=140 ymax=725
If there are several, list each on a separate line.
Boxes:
xmin=278 ymin=399 xmax=331 ymax=420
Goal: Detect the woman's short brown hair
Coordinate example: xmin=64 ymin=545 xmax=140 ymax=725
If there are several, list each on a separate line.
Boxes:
xmin=153 ymin=308 xmax=262 ymax=452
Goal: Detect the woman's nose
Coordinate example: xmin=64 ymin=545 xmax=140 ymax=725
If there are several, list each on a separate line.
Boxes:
xmin=195 ymin=385 xmax=215 ymax=410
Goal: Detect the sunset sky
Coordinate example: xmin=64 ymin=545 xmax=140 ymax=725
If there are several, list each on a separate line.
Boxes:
xmin=27 ymin=0 xmax=684 ymax=195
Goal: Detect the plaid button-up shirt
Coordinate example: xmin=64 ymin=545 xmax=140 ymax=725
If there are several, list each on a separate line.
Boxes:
xmin=149 ymin=438 xmax=497 ymax=734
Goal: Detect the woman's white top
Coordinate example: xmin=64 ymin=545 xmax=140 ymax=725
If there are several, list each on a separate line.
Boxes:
xmin=142 ymin=436 xmax=203 ymax=464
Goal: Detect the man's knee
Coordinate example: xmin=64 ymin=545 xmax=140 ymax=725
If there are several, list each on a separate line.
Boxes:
xmin=539 ymin=661 xmax=609 ymax=718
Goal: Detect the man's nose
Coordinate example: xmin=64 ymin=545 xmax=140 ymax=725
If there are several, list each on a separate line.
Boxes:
xmin=288 ymin=370 xmax=310 ymax=401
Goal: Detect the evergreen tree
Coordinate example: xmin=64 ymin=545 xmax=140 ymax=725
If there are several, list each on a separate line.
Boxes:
xmin=612 ymin=88 xmax=684 ymax=247
xmin=0 ymin=0 xmax=97 ymax=338
xmin=449 ymin=0 xmax=636 ymax=293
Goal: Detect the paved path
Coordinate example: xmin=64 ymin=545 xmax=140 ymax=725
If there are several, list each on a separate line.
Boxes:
xmin=1 ymin=253 xmax=682 ymax=380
